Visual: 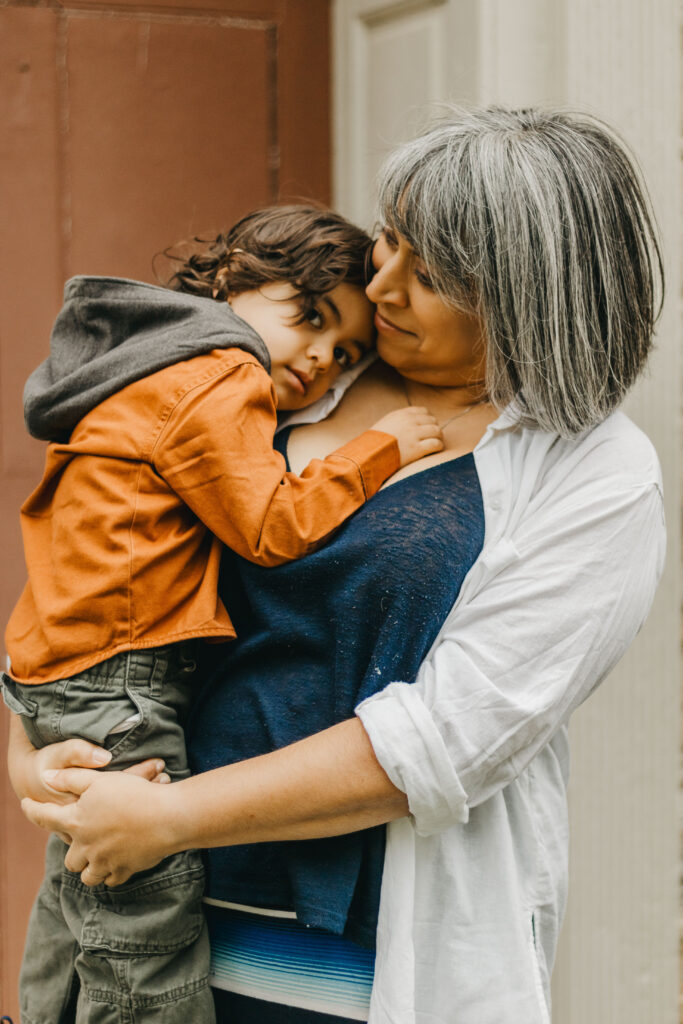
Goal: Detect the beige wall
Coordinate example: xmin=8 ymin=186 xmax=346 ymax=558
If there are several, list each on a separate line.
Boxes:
xmin=333 ymin=1 xmax=681 ymax=1022
xmin=0 ymin=2 xmax=332 ymax=1016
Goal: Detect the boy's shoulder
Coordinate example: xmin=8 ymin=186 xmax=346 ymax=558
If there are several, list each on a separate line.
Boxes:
xmin=72 ymin=348 xmax=272 ymax=447
xmin=126 ymin=346 xmax=268 ymax=398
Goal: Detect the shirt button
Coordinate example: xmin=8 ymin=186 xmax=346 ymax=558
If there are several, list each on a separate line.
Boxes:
xmin=489 ymin=496 xmax=502 ymax=511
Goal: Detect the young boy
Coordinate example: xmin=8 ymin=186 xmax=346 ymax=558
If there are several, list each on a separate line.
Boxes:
xmin=2 ymin=205 xmax=442 ymax=1023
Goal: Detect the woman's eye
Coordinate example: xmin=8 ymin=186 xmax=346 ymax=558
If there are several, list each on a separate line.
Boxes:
xmin=381 ymin=227 xmax=398 ymax=249
xmin=414 ymin=266 xmax=434 ymax=290
xmin=333 ymin=346 xmax=352 ymax=368
xmin=305 ymin=307 xmax=323 ymax=328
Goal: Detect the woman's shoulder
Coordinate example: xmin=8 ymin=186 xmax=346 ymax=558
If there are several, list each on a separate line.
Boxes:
xmin=486 ymin=408 xmax=662 ymax=493
xmin=560 ymin=410 xmax=661 ymax=492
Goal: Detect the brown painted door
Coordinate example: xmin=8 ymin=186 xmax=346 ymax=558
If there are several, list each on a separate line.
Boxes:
xmin=0 ymin=1 xmax=330 ymax=1014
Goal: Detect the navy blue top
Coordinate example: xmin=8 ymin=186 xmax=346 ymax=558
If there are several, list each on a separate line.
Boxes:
xmin=187 ymin=434 xmax=485 ymax=948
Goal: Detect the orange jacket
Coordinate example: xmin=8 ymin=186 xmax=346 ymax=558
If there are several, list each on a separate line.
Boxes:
xmin=6 ymin=348 xmax=399 ymax=683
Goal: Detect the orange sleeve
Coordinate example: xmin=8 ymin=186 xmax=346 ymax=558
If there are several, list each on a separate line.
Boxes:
xmin=152 ymin=360 xmax=400 ymax=566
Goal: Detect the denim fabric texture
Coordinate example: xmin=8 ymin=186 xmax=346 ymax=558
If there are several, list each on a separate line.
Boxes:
xmin=2 ymin=645 xmax=215 ymax=1024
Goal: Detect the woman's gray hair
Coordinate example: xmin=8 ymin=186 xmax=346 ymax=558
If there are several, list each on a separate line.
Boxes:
xmin=377 ymin=106 xmax=664 ymax=436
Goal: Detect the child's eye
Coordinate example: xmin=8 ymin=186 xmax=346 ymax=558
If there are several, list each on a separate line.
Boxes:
xmin=334 ymin=346 xmax=352 ymax=369
xmin=304 ymin=307 xmax=323 ymax=328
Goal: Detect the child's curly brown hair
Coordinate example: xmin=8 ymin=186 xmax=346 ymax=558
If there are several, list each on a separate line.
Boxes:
xmin=166 ymin=204 xmax=374 ymax=325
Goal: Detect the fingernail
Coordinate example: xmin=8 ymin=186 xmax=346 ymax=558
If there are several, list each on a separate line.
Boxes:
xmin=158 ymin=773 xmax=171 ymax=784
xmin=93 ymin=749 xmax=112 ymax=765
xmin=155 ymin=761 xmax=165 ymax=774
xmin=43 ymin=769 xmax=58 ymax=781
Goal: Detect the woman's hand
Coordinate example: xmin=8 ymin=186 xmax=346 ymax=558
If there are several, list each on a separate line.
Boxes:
xmin=22 ymin=769 xmax=177 ymax=886
xmin=21 ymin=718 xmax=409 ymax=888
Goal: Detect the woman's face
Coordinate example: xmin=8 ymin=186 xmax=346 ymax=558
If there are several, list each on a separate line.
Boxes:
xmin=366 ymin=227 xmax=487 ymax=389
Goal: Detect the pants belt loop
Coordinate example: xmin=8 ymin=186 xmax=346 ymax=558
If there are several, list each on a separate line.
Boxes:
xmin=149 ymin=648 xmax=168 ymax=696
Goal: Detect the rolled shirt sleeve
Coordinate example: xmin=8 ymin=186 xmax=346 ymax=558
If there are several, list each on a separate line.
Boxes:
xmin=357 ymin=414 xmax=666 ymax=835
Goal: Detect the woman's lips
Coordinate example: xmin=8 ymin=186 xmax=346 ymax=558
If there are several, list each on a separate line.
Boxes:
xmin=374 ymin=310 xmax=415 ymax=336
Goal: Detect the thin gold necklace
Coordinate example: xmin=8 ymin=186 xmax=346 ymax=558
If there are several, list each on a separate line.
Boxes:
xmin=403 ymin=380 xmax=486 ymax=429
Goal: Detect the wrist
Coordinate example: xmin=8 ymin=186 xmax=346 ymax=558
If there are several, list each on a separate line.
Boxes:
xmin=163 ymin=777 xmax=203 ymax=855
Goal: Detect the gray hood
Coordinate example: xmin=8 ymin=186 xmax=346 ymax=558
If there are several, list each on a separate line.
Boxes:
xmin=24 ymin=276 xmax=270 ymax=442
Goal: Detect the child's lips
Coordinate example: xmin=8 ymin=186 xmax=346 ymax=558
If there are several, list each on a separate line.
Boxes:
xmin=288 ymin=367 xmax=312 ymax=394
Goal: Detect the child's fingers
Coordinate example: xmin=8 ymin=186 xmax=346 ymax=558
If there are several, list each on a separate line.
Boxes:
xmin=42 ymin=738 xmax=112 ymax=771
xmin=417 ymin=422 xmax=443 ymax=437
xmin=417 ymin=435 xmax=444 ymax=453
xmin=123 ymin=758 xmax=167 ymax=782
xmin=41 ymin=767 xmax=99 ymax=796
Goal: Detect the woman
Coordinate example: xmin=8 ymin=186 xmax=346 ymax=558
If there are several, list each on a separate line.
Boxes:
xmin=16 ymin=107 xmax=665 ymax=1024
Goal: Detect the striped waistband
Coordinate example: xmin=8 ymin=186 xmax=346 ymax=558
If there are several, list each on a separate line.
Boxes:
xmin=204 ymin=899 xmax=375 ymax=1021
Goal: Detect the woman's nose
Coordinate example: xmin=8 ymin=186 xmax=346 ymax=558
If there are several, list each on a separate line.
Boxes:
xmin=366 ymin=251 xmax=408 ymax=307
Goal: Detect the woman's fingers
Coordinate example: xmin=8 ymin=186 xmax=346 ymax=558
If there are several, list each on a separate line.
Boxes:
xmin=64 ymin=844 xmax=89 ymax=875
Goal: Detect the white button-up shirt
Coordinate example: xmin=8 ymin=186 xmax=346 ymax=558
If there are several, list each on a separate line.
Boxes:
xmin=356 ymin=407 xmax=665 ymax=1024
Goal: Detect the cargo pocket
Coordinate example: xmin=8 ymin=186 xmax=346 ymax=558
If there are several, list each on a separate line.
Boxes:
xmin=78 ymin=851 xmax=206 ymax=957
xmin=55 ymin=672 xmax=144 ymax=753
xmin=1 ymin=672 xmax=43 ymax=748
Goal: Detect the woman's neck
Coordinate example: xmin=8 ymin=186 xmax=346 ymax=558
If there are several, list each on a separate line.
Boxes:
xmin=283 ymin=361 xmax=497 ymax=480
xmin=401 ymin=377 xmax=489 ymax=425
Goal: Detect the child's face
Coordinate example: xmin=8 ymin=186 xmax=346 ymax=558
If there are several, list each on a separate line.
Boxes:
xmin=229 ymin=282 xmax=375 ymax=410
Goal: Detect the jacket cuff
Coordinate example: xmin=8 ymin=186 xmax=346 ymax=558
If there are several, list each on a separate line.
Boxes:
xmin=330 ymin=430 xmax=400 ymax=498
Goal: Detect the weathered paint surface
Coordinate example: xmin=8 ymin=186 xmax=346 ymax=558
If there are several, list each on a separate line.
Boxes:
xmin=0 ymin=2 xmax=330 ymax=1017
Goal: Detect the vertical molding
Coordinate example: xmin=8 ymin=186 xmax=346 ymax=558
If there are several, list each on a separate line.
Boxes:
xmin=266 ymin=22 xmax=279 ymax=201
xmin=333 ymin=0 xmax=478 ymax=226
xmin=56 ymin=10 xmax=72 ymax=283
xmin=551 ymin=3 xmax=681 ymax=1023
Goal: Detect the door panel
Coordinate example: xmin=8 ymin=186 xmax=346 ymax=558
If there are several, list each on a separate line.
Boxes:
xmin=0 ymin=2 xmax=331 ymax=1016
xmin=333 ymin=0 xmax=478 ymax=227
xmin=65 ymin=14 xmax=273 ymax=278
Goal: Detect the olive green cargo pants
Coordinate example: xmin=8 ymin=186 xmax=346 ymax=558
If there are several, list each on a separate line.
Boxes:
xmin=2 ymin=645 xmax=215 ymax=1024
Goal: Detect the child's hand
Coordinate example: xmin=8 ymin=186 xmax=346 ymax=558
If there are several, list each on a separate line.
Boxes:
xmin=8 ymin=715 xmax=169 ymax=807
xmin=372 ymin=406 xmax=444 ymax=467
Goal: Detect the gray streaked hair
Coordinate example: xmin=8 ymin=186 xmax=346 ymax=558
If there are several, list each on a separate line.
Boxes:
xmin=377 ymin=106 xmax=664 ymax=436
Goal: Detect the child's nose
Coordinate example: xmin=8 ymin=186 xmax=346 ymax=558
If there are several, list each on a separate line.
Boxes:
xmin=310 ymin=342 xmax=333 ymax=372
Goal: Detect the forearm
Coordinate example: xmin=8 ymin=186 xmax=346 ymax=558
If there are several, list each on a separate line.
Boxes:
xmin=7 ymin=713 xmax=36 ymax=800
xmin=21 ymin=717 xmax=411 ymax=885
xmin=168 ymin=718 xmax=409 ymax=854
